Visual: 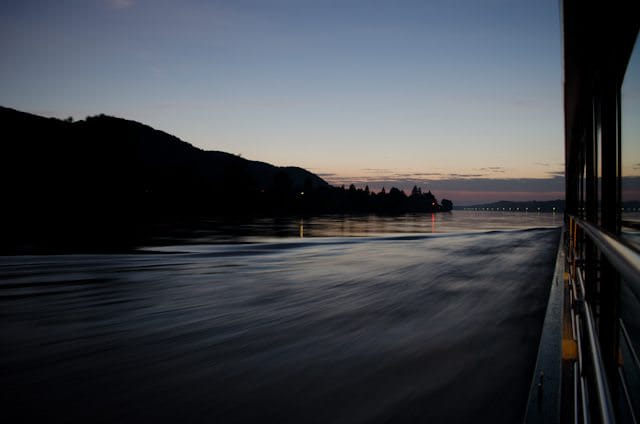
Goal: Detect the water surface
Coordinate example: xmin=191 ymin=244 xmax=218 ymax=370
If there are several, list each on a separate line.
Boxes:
xmin=149 ymin=210 xmax=561 ymax=245
xmin=1 ymin=215 xmax=561 ymax=423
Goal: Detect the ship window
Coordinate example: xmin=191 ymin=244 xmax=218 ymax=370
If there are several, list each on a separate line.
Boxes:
xmin=621 ymin=34 xmax=640 ymax=248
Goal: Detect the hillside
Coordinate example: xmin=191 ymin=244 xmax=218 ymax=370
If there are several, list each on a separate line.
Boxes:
xmin=1 ymin=106 xmax=330 ymax=249
xmin=0 ymin=106 xmax=452 ymax=251
xmin=1 ymin=106 xmax=328 ymax=194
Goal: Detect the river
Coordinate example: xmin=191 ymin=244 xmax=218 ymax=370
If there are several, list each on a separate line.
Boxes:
xmin=0 ymin=211 xmax=561 ymax=423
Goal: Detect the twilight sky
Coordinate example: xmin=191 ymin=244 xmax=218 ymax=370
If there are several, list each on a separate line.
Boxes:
xmin=0 ymin=0 xmax=566 ymax=204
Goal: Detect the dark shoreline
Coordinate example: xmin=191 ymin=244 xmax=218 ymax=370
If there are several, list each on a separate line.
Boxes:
xmin=2 ymin=211 xmax=456 ymax=255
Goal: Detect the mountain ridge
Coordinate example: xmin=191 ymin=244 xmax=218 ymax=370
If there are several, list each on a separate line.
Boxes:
xmin=0 ymin=106 xmax=451 ymax=252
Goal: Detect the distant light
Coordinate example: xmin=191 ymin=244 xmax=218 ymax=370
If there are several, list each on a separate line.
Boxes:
xmin=300 ymin=192 xmax=304 ymax=195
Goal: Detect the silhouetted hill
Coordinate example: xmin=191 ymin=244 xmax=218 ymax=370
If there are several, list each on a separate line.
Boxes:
xmin=79 ymin=112 xmax=329 ymax=192
xmin=2 ymin=106 xmax=329 ymax=200
xmin=1 ymin=106 xmax=451 ymax=251
xmin=5 ymin=106 xmax=324 ymax=176
xmin=1 ymin=106 xmax=328 ymax=249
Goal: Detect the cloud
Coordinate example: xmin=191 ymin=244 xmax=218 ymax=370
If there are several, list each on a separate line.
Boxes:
xmin=320 ymin=174 xmax=568 ymax=204
xmin=533 ymin=162 xmax=549 ymax=167
xmin=392 ymin=172 xmax=445 ymax=178
xmin=447 ymin=173 xmax=487 ymax=178
xmin=633 ymin=163 xmax=640 ymax=170
xmin=107 ymin=0 xmax=135 ymax=10
xmin=149 ymin=66 xmax=168 ymax=75
xmin=478 ymin=167 xmax=506 ymax=173
xmin=361 ymin=168 xmax=395 ymax=173
xmin=325 ymin=175 xmax=566 ymax=191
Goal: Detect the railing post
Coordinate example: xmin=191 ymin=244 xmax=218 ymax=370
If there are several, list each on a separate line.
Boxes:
xmin=599 ymin=257 xmax=620 ymax=409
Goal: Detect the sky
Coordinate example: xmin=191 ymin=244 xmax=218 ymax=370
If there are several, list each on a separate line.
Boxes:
xmin=0 ymin=0 xmax=566 ymax=204
xmin=622 ymin=36 xmax=640 ymax=201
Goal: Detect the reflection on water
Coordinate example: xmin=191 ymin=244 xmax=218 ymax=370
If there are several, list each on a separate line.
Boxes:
xmin=0 ymin=224 xmax=561 ymax=423
xmin=149 ymin=210 xmax=560 ymax=246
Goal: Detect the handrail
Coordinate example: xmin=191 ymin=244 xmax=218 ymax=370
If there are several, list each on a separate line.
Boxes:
xmin=619 ymin=319 xmax=640 ymax=372
xmin=618 ymin=368 xmax=639 ymax=424
xmin=531 ymin=217 xmax=639 ymax=423
xmin=570 ymin=216 xmax=640 ymax=299
xmin=565 ymin=218 xmax=621 ymax=424
xmin=574 ymin=265 xmax=616 ymax=424
xmin=582 ymin=301 xmax=616 ymax=424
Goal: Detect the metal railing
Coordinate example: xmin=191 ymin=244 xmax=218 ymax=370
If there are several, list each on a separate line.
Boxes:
xmin=574 ymin=218 xmax=640 ymax=298
xmin=567 ymin=215 xmax=640 ymax=424
xmin=566 ymin=237 xmax=615 ymax=424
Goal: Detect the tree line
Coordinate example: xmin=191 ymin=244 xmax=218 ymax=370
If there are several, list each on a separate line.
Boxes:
xmin=247 ymin=173 xmax=453 ymax=215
